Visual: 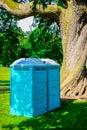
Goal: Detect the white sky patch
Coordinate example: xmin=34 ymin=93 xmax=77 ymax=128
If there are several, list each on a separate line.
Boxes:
xmin=17 ymin=16 xmax=34 ymax=32
xmin=17 ymin=0 xmax=56 ymax=32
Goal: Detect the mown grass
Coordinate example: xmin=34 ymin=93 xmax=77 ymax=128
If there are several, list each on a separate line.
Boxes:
xmin=0 ymin=65 xmax=10 ymax=93
xmin=1 ymin=93 xmax=87 ymax=130
xmin=1 ymin=65 xmax=87 ymax=129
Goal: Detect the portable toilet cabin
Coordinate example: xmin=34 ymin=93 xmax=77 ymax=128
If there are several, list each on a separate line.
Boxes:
xmin=41 ymin=59 xmax=60 ymax=111
xmin=10 ymin=58 xmax=48 ymax=117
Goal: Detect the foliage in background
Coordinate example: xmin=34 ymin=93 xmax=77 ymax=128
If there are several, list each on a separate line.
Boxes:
xmin=0 ymin=10 xmax=17 ymax=32
xmin=0 ymin=27 xmax=24 ymax=66
xmin=19 ymin=21 xmax=63 ymax=65
xmin=0 ymin=9 xmax=25 ymax=66
xmin=27 ymin=0 xmax=66 ymax=9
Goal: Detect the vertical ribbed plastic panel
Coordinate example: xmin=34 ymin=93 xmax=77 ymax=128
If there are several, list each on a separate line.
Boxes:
xmin=47 ymin=65 xmax=60 ymax=111
xmin=33 ymin=66 xmax=47 ymax=116
xmin=10 ymin=58 xmax=48 ymax=117
xmin=10 ymin=66 xmax=33 ymax=117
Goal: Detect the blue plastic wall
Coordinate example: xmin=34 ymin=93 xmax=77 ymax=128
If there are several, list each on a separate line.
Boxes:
xmin=10 ymin=59 xmax=60 ymax=117
xmin=10 ymin=66 xmax=48 ymax=117
xmin=10 ymin=66 xmax=33 ymax=117
xmin=47 ymin=66 xmax=60 ymax=111
xmin=33 ymin=66 xmax=48 ymax=116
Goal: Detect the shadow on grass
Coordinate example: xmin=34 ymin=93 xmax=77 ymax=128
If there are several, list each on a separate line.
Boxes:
xmin=2 ymin=99 xmax=87 ymax=129
xmin=0 ymin=80 xmax=10 ymax=93
xmin=0 ymin=80 xmax=10 ymax=86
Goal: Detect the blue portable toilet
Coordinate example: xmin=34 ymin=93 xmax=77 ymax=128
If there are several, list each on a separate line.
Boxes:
xmin=10 ymin=58 xmax=48 ymax=117
xmin=10 ymin=58 xmax=60 ymax=117
xmin=41 ymin=59 xmax=60 ymax=111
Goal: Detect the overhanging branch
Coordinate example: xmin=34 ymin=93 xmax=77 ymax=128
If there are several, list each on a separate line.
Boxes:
xmin=0 ymin=0 xmax=63 ymax=20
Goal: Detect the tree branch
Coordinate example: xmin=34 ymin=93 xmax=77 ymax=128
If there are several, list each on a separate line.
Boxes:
xmin=0 ymin=0 xmax=63 ymax=20
xmin=72 ymin=0 xmax=87 ymax=6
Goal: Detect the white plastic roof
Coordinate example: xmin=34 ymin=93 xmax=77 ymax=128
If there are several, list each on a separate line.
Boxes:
xmin=11 ymin=58 xmax=45 ymax=66
xmin=41 ymin=58 xmax=58 ymax=65
xmin=11 ymin=58 xmax=59 ymax=66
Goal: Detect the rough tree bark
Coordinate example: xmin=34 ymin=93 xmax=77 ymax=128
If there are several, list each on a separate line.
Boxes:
xmin=0 ymin=0 xmax=87 ymax=98
xmin=60 ymin=0 xmax=87 ymax=98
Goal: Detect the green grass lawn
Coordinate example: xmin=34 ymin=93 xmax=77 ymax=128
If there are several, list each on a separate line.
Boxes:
xmin=1 ymin=65 xmax=87 ymax=129
xmin=1 ymin=93 xmax=87 ymax=130
xmin=0 ymin=65 xmax=10 ymax=93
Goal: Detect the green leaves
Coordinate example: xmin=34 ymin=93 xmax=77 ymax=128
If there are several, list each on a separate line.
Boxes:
xmin=0 ymin=28 xmax=23 ymax=66
xmin=0 ymin=3 xmax=25 ymax=66
xmin=31 ymin=0 xmax=66 ymax=8
xmin=20 ymin=25 xmax=63 ymax=65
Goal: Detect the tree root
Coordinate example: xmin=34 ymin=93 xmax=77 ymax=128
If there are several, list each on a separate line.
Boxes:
xmin=61 ymin=78 xmax=87 ymax=99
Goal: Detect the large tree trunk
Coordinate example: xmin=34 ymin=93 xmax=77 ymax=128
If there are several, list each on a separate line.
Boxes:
xmin=60 ymin=1 xmax=87 ymax=98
